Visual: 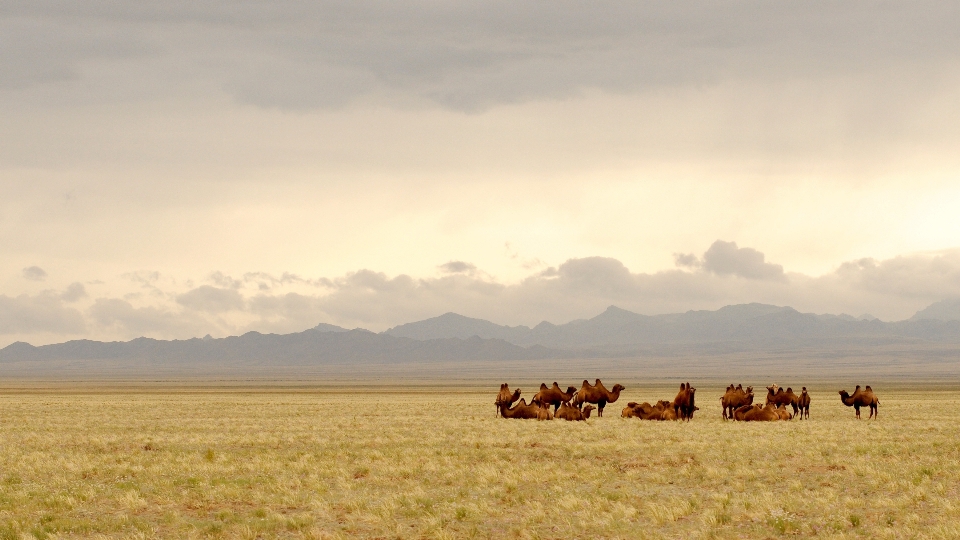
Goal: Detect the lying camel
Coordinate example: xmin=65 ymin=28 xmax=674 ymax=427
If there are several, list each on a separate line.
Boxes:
xmin=766 ymin=386 xmax=800 ymax=417
xmin=621 ymin=402 xmax=642 ymax=418
xmin=796 ymin=387 xmax=811 ymax=420
xmin=533 ymin=382 xmax=578 ymax=412
xmin=498 ymin=398 xmax=539 ymax=419
xmin=720 ymin=384 xmax=754 ymax=420
xmin=572 ymin=379 xmax=625 ymax=417
xmin=660 ymin=407 xmax=678 ymax=421
xmin=739 ymin=403 xmax=780 ymax=422
xmin=672 ymin=382 xmax=697 ymax=421
xmin=623 ymin=400 xmax=672 ymax=420
xmin=495 ymin=383 xmax=521 ymax=417
xmin=556 ymin=402 xmax=596 ymax=421
xmin=839 ymin=385 xmax=879 ymax=419
xmin=775 ymin=404 xmax=793 ymax=420
xmin=536 ymin=400 xmax=554 ymax=421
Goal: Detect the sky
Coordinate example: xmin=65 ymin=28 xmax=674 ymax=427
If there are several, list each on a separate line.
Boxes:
xmin=2 ymin=1 xmax=960 ymax=346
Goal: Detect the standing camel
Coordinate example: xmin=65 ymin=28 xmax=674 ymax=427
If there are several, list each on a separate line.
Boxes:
xmin=839 ymin=385 xmax=879 ymax=419
xmin=720 ymin=384 xmax=754 ymax=420
xmin=796 ymin=387 xmax=811 ymax=420
xmin=572 ymin=379 xmax=625 ymax=417
xmin=672 ymin=382 xmax=697 ymax=421
xmin=533 ymin=382 xmax=578 ymax=412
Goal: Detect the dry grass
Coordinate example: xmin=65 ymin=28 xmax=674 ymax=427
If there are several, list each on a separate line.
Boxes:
xmin=0 ymin=385 xmax=959 ymax=538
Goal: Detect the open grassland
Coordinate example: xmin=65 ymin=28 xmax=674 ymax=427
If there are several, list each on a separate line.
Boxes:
xmin=1 ymin=385 xmax=960 ymax=539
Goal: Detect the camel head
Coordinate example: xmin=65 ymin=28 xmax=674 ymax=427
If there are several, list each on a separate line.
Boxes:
xmin=745 ymin=386 xmax=753 ymax=394
xmin=839 ymin=390 xmax=850 ymax=400
xmin=583 ymin=404 xmax=597 ymax=418
xmin=766 ymin=385 xmax=777 ymax=395
xmin=565 ymin=386 xmax=577 ymax=395
xmin=801 ymin=387 xmax=808 ymax=394
xmin=612 ymin=384 xmax=625 ymax=393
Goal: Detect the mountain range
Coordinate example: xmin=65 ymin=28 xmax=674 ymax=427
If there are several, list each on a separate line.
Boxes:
xmin=3 ymin=301 xmax=960 ymax=367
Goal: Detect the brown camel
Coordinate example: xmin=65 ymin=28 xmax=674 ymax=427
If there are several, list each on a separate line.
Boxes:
xmin=536 ymin=400 xmax=554 ymax=421
xmin=839 ymin=385 xmax=880 ymax=419
xmin=732 ymin=404 xmax=755 ymax=421
xmin=796 ymin=387 xmax=811 ymax=420
xmin=572 ymin=379 xmax=625 ymax=417
xmin=720 ymin=384 xmax=754 ymax=420
xmin=741 ymin=403 xmax=780 ymax=422
xmin=672 ymin=382 xmax=697 ymax=421
xmin=621 ymin=402 xmax=642 ymax=418
xmin=498 ymin=398 xmax=539 ymax=419
xmin=556 ymin=402 xmax=596 ymax=421
xmin=495 ymin=383 xmax=521 ymax=417
xmin=766 ymin=386 xmax=800 ymax=417
xmin=533 ymin=382 xmax=578 ymax=412
xmin=660 ymin=406 xmax=678 ymax=421
xmin=775 ymin=404 xmax=793 ymax=420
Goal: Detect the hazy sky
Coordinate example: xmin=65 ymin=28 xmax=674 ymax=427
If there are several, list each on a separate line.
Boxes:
xmin=3 ymin=1 xmax=960 ymax=345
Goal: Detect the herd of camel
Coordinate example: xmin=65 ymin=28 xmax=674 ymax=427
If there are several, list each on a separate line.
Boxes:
xmin=495 ymin=380 xmax=881 ymax=421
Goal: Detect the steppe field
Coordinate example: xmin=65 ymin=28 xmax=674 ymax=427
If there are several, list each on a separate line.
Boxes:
xmin=1 ymin=382 xmax=959 ymax=539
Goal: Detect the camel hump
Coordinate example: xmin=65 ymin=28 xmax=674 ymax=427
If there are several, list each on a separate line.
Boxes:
xmin=540 ymin=383 xmax=548 ymax=390
xmin=786 ymin=387 xmax=793 ymax=392
xmin=680 ymin=382 xmax=686 ymax=390
xmin=865 ymin=385 xmax=873 ymax=391
xmin=595 ymin=378 xmax=602 ymax=385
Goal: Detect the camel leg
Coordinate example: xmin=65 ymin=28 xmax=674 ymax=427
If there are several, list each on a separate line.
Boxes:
xmin=554 ymin=403 xmax=560 ymax=413
xmin=855 ymin=405 xmax=861 ymax=419
xmin=598 ymin=400 xmax=606 ymax=417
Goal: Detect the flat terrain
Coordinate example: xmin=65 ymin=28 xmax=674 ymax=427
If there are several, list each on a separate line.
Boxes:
xmin=1 ymin=384 xmax=959 ymax=539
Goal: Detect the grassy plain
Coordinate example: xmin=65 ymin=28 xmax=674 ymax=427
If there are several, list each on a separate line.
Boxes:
xmin=1 ymin=384 xmax=959 ymax=539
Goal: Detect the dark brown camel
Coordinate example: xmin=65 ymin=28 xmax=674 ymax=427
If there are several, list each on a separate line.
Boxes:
xmin=766 ymin=386 xmax=800 ymax=417
xmin=672 ymin=382 xmax=697 ymax=421
xmin=720 ymin=384 xmax=754 ymax=420
xmin=839 ymin=385 xmax=879 ymax=419
xmin=572 ymin=379 xmax=625 ymax=417
xmin=533 ymin=382 xmax=578 ymax=412
xmin=556 ymin=402 xmax=596 ymax=421
xmin=498 ymin=398 xmax=539 ymax=419
xmin=495 ymin=383 xmax=521 ymax=417
xmin=796 ymin=387 xmax=811 ymax=420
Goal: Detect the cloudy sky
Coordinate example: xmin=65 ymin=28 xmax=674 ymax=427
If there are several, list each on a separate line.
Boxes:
xmin=3 ymin=1 xmax=960 ymax=345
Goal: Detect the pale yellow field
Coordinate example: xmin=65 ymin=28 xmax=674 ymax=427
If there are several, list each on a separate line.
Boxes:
xmin=1 ymin=385 xmax=959 ymax=539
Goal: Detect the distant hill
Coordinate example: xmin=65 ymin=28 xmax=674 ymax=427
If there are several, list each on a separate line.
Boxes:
xmin=5 ymin=302 xmax=960 ymax=372
xmin=384 ymin=303 xmax=960 ymax=350
xmin=911 ymin=299 xmax=960 ymax=322
xmin=384 ymin=312 xmax=530 ymax=341
xmin=0 ymin=328 xmax=570 ymax=365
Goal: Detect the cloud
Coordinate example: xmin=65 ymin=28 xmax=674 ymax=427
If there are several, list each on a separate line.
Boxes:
xmin=0 ymin=292 xmax=86 ymax=335
xmin=3 ymin=2 xmax=958 ymax=111
xmin=22 ymin=266 xmax=48 ymax=281
xmin=60 ymin=282 xmax=87 ymax=302
xmin=88 ymin=298 xmax=209 ymax=337
xmin=438 ymin=261 xmax=476 ymax=274
xmin=700 ymin=241 xmax=786 ymax=281
xmin=175 ymin=286 xmax=245 ymax=314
